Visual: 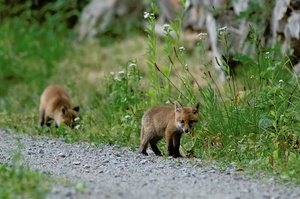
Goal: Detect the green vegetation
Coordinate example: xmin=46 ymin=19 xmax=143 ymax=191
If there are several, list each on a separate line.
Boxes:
xmin=0 ymin=163 xmax=50 ymax=199
xmin=1 ymin=1 xmax=300 ymax=197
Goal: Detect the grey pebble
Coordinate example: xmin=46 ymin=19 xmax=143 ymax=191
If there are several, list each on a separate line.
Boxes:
xmin=72 ymin=161 xmax=81 ymax=165
xmin=83 ymin=164 xmax=90 ymax=169
xmin=58 ymin=153 xmax=66 ymax=157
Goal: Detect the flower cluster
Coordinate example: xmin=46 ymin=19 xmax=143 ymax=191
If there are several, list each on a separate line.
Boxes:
xmin=198 ymin=32 xmax=207 ymax=40
xmin=179 ymin=46 xmax=186 ymax=52
xmin=163 ymin=24 xmax=172 ymax=34
xmin=143 ymin=12 xmax=155 ymax=20
xmin=218 ymin=26 xmax=227 ymax=35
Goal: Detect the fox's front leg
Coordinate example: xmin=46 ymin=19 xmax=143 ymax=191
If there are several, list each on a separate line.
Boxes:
xmin=149 ymin=138 xmax=162 ymax=156
xmin=39 ymin=108 xmax=45 ymax=126
xmin=166 ymin=130 xmax=175 ymax=156
xmin=173 ymin=133 xmax=182 ymax=158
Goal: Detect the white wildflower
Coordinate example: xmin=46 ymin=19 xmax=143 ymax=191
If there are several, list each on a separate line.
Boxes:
xmin=144 ymin=12 xmax=149 ymax=19
xmin=144 ymin=12 xmax=154 ymax=19
xmin=198 ymin=32 xmax=207 ymax=40
xmin=218 ymin=26 xmax=227 ymax=31
xmin=179 ymin=46 xmax=185 ymax=52
xmin=265 ymin=51 xmax=270 ymax=59
xmin=129 ymin=63 xmax=137 ymax=68
xmin=218 ymin=26 xmax=227 ymax=35
xmin=163 ymin=24 xmax=172 ymax=34
xmin=279 ymin=79 xmax=284 ymax=83
xmin=163 ymin=24 xmax=170 ymax=29
xmin=118 ymin=71 xmax=126 ymax=75
xmin=121 ymin=114 xmax=131 ymax=122
xmin=114 ymin=77 xmax=121 ymax=81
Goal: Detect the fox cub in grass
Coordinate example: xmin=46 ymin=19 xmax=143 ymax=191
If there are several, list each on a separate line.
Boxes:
xmin=139 ymin=101 xmax=200 ymax=158
xmin=39 ymin=84 xmax=79 ymax=128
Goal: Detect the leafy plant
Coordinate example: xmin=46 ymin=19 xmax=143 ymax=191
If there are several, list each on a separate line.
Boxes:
xmin=194 ymin=20 xmax=300 ymax=181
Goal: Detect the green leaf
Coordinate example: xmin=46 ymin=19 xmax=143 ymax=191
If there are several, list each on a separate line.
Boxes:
xmin=259 ymin=118 xmax=273 ymax=128
xmin=233 ymin=54 xmax=255 ymax=65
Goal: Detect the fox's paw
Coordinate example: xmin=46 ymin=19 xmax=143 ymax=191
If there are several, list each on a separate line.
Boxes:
xmin=172 ymin=153 xmax=182 ymax=158
xmin=140 ymin=151 xmax=148 ymax=156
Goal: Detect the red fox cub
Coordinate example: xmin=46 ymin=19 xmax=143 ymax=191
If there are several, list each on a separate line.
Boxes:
xmin=39 ymin=85 xmax=79 ymax=128
xmin=139 ymin=101 xmax=200 ymax=158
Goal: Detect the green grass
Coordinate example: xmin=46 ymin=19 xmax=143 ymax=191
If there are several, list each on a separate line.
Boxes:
xmin=0 ymin=163 xmax=50 ymax=199
xmin=0 ymin=164 xmax=51 ymax=199
xmin=1 ymin=2 xmax=300 ymax=197
xmin=0 ymin=148 xmax=51 ymax=199
xmin=0 ymin=150 xmax=85 ymax=199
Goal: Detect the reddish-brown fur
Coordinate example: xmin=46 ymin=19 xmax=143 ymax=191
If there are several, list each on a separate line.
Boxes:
xmin=39 ymin=85 xmax=79 ymax=127
xmin=139 ymin=101 xmax=199 ymax=158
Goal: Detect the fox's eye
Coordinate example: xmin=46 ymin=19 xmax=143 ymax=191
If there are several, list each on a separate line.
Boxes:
xmin=180 ymin=120 xmax=184 ymax=124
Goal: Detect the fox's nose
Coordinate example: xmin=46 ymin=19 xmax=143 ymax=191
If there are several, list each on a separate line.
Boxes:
xmin=184 ymin=129 xmax=189 ymax=133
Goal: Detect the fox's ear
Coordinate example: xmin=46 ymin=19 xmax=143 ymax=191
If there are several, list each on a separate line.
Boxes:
xmin=73 ymin=106 xmax=80 ymax=112
xmin=61 ymin=107 xmax=67 ymax=115
xmin=175 ymin=101 xmax=182 ymax=112
xmin=192 ymin=102 xmax=200 ymax=114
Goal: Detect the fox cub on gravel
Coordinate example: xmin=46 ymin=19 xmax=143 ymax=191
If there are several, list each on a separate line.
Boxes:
xmin=39 ymin=84 xmax=79 ymax=128
xmin=139 ymin=101 xmax=200 ymax=158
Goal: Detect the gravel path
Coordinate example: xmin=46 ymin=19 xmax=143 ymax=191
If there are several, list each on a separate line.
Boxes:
xmin=1 ymin=129 xmax=300 ymax=199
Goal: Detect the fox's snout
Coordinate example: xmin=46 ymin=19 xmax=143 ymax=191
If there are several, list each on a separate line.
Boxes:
xmin=181 ymin=125 xmax=191 ymax=133
xmin=176 ymin=122 xmax=191 ymax=133
xmin=183 ymin=128 xmax=190 ymax=133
